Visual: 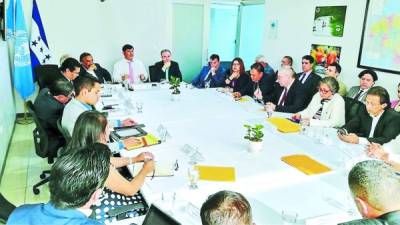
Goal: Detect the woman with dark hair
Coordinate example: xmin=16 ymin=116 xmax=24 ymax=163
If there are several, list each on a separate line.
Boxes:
xmin=66 ymin=110 xmax=154 ymax=196
xmin=223 ymin=57 xmax=250 ymax=92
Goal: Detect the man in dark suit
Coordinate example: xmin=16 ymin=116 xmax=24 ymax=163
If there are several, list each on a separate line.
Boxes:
xmin=339 ymin=86 xmax=400 ymax=145
xmin=79 ymin=52 xmax=112 ymax=83
xmin=40 ymin=58 xmax=80 ymax=89
xmin=151 ymin=49 xmax=182 ymax=82
xmin=264 ymin=67 xmax=307 ymax=113
xmin=296 ymin=55 xmax=321 ymax=106
xmin=339 ymin=160 xmax=400 ymax=225
xmin=192 ymin=54 xmax=226 ymax=88
xmin=34 ymin=78 xmax=74 ymax=157
xmin=346 ymin=69 xmax=378 ymax=103
xmin=233 ymin=62 xmax=275 ymax=103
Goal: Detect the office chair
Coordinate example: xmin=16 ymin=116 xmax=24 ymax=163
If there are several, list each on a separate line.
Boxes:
xmin=148 ymin=65 xmax=157 ymax=82
xmin=26 ymin=101 xmax=59 ymax=195
xmin=0 ymin=193 xmax=16 ymax=223
xmin=33 ymin=64 xmax=59 ymax=90
xmin=57 ymin=118 xmax=71 ymax=145
xmin=343 ymin=96 xmax=365 ymax=123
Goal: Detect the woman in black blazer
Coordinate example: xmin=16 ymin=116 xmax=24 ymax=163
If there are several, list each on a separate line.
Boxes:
xmin=223 ymin=57 xmax=250 ymax=93
xmin=151 ymin=49 xmax=182 ymax=82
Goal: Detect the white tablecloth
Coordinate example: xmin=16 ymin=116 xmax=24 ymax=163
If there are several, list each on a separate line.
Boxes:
xmin=104 ymin=84 xmax=367 ymax=225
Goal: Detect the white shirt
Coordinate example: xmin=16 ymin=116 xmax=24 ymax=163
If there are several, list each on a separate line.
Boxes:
xmin=299 ymin=71 xmax=312 ymax=84
xmin=277 ymin=80 xmax=294 ymax=106
xmin=62 ymin=98 xmax=92 ymax=135
xmin=112 ymin=58 xmax=147 ymax=83
xmin=359 ymin=110 xmax=384 ymax=145
xmin=299 ymin=93 xmax=345 ymax=127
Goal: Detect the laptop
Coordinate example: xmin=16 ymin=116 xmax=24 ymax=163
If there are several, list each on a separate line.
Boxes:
xmin=142 ymin=204 xmax=181 ymax=225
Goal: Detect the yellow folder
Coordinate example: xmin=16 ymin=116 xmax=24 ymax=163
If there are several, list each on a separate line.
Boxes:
xmin=281 ymin=154 xmax=332 ymax=175
xmin=194 ymin=165 xmax=236 ymax=182
xmin=125 ymin=134 xmax=160 ymax=150
xmin=267 ymin=117 xmax=300 ymax=133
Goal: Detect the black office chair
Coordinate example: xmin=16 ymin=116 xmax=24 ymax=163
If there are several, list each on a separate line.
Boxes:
xmin=219 ymin=61 xmax=231 ymax=72
xmin=148 ymin=65 xmax=157 ymax=82
xmin=33 ymin=64 xmax=59 ymax=90
xmin=0 ymin=193 xmax=16 ymax=223
xmin=26 ymin=100 xmax=58 ymax=195
xmin=344 ymin=96 xmax=366 ymax=123
xmin=56 ymin=118 xmax=71 ymax=145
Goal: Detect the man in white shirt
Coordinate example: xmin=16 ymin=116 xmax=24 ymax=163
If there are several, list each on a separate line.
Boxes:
xmin=112 ymin=44 xmax=147 ymax=84
xmin=62 ymin=76 xmax=101 ymax=135
xmin=339 ymin=86 xmax=400 ymax=145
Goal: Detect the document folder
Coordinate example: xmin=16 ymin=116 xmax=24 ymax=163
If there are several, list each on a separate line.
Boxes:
xmin=267 ymin=117 xmax=301 ymax=133
xmin=194 ymin=165 xmax=236 ymax=182
xmin=281 ymin=154 xmax=331 ymax=175
xmin=124 ymin=134 xmax=161 ymax=150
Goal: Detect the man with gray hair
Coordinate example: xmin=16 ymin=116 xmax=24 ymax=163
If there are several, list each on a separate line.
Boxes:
xmin=255 ymin=54 xmax=275 ymax=76
xmin=264 ymin=67 xmax=307 ymax=113
xmin=339 ymin=160 xmax=400 ymax=224
xmin=200 ymin=190 xmax=255 ymax=225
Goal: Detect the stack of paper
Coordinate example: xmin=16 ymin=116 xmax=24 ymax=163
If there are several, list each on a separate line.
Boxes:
xmin=125 ymin=134 xmax=161 ymax=150
xmin=194 ymin=165 xmax=236 ymax=182
xmin=281 ymin=154 xmax=332 ymax=175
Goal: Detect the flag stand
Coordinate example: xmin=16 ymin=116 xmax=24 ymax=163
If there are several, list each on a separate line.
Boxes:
xmin=16 ymin=101 xmax=33 ymax=125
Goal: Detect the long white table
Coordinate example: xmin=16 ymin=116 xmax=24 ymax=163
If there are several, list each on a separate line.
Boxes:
xmin=104 ymin=83 xmax=367 ymax=225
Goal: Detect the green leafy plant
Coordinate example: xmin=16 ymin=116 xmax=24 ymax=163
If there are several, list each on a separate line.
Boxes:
xmin=244 ymin=124 xmax=264 ymax=142
xmin=169 ymin=76 xmax=181 ymax=94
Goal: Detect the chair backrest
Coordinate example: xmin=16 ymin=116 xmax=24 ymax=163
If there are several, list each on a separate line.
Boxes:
xmin=148 ymin=65 xmax=157 ymax=82
xmin=57 ymin=118 xmax=71 ymax=145
xmin=0 ymin=193 xmax=16 ymax=223
xmin=344 ymin=96 xmax=366 ymax=123
xmin=219 ymin=61 xmax=231 ymax=72
xmin=26 ymin=100 xmax=50 ymax=159
xmin=33 ymin=64 xmax=59 ymax=90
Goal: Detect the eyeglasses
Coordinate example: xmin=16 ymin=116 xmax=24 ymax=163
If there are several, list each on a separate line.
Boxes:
xmin=319 ymin=88 xmax=331 ymax=94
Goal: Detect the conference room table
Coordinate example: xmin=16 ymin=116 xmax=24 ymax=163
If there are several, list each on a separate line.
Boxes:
xmin=102 ymin=83 xmax=368 ymax=225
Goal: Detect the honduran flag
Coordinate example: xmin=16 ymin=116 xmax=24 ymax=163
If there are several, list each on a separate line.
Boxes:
xmin=30 ymin=0 xmax=54 ymax=72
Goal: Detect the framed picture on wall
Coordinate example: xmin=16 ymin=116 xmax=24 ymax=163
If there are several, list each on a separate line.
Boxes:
xmin=312 ymin=6 xmax=347 ymax=37
xmin=358 ymin=0 xmax=400 ymax=75
xmin=0 ymin=0 xmax=5 ymax=40
xmin=310 ymin=44 xmax=341 ymax=76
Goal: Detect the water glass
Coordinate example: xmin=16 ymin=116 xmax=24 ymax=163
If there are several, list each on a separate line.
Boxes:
xmin=204 ymin=81 xmax=211 ymax=89
xmin=136 ymin=101 xmax=143 ymax=113
xmin=161 ymin=192 xmax=176 ymax=210
xmin=187 ymin=166 xmax=199 ymax=189
xmin=282 ymin=210 xmax=298 ymax=225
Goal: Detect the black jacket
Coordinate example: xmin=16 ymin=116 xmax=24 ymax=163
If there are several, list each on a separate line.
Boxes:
xmin=79 ymin=63 xmax=112 ymax=83
xmin=265 ymin=79 xmax=307 ymax=113
xmin=240 ymin=73 xmax=275 ymax=103
xmin=222 ymin=70 xmax=251 ymax=93
xmin=339 ymin=210 xmax=400 ymax=225
xmin=343 ymin=107 xmax=400 ymax=144
xmin=151 ymin=61 xmax=182 ymax=82
xmin=296 ymin=72 xmax=321 ymax=106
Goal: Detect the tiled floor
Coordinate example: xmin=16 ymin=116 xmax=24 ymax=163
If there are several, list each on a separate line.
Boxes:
xmin=0 ymin=123 xmax=51 ymax=207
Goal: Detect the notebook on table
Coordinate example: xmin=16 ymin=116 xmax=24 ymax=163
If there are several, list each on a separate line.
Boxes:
xmin=281 ymin=154 xmax=332 ymax=175
xmin=267 ymin=117 xmax=301 ymax=133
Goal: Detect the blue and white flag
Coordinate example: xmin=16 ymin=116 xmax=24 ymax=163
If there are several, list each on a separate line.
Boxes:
xmin=5 ymin=0 xmax=15 ymax=39
xmin=12 ymin=0 xmax=35 ymax=100
xmin=30 ymin=0 xmax=54 ymax=69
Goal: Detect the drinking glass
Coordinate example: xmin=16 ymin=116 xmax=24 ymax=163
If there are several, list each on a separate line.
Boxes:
xmin=282 ymin=210 xmax=298 ymax=225
xmin=136 ymin=101 xmax=143 ymax=113
xmin=187 ymin=166 xmax=199 ymax=189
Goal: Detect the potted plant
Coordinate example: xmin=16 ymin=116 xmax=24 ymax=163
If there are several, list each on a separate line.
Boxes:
xmin=244 ymin=124 xmax=264 ymax=153
xmin=169 ymin=76 xmax=181 ymax=101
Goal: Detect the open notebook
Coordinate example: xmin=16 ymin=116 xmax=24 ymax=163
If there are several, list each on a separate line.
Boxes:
xmin=124 ymin=134 xmax=161 ymax=150
xmin=129 ymin=161 xmax=176 ymax=177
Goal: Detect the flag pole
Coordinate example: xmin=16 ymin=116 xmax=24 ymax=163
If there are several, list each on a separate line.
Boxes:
xmin=16 ymin=101 xmax=33 ymax=125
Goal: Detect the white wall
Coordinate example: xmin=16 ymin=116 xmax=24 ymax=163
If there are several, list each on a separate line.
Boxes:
xmin=263 ymin=0 xmax=400 ymax=99
xmin=0 ymin=40 xmax=16 ymax=174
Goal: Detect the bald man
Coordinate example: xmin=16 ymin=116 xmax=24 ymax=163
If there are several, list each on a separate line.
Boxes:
xmin=339 ymin=160 xmax=400 ymax=224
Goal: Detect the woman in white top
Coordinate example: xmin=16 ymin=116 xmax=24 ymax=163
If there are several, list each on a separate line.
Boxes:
xmin=292 ymin=77 xmax=345 ymax=127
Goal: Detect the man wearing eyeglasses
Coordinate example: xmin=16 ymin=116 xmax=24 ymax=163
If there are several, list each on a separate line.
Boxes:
xmin=339 ymin=86 xmax=400 ymax=145
xmin=34 ymin=78 xmax=74 ymax=157
xmin=296 ymin=55 xmax=321 ymax=106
